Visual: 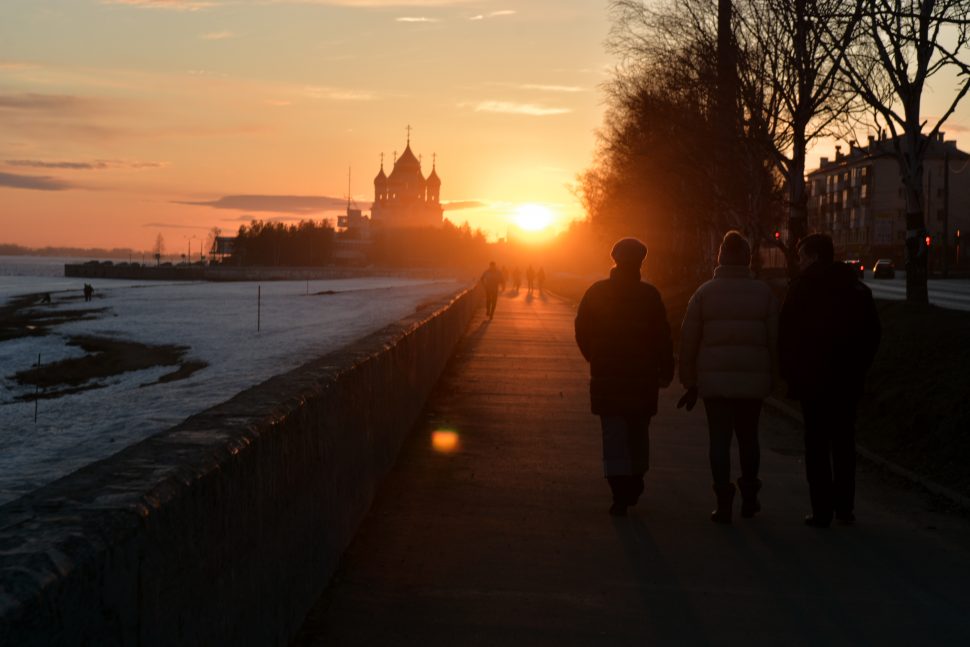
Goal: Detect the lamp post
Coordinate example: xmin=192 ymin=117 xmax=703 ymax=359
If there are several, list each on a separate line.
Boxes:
xmin=183 ymin=234 xmax=197 ymax=265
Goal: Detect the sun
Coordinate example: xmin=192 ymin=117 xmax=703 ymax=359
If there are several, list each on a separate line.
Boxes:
xmin=513 ymin=204 xmax=555 ymax=232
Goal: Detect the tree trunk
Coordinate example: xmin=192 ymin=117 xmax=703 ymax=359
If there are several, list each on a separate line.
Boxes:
xmin=901 ymin=122 xmax=929 ymax=305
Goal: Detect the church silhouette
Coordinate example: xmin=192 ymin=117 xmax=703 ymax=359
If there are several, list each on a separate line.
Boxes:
xmin=371 ymin=132 xmax=442 ymax=229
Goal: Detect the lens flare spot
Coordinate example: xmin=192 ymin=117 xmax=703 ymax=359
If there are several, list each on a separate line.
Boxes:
xmin=432 ymin=429 xmax=460 ymax=453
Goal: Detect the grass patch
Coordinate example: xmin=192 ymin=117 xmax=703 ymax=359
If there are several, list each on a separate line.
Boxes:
xmin=12 ymin=335 xmax=208 ymax=400
xmin=856 ymin=300 xmax=970 ymax=496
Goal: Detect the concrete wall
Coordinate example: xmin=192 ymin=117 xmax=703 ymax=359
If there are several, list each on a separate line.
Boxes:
xmin=0 ymin=285 xmax=481 ymax=646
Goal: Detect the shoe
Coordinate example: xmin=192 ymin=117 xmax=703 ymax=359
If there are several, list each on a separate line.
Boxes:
xmin=737 ymin=477 xmax=762 ymax=518
xmin=626 ymin=475 xmax=645 ymax=506
xmin=609 ymin=502 xmax=628 ymax=517
xmin=710 ymin=483 xmax=735 ymax=524
xmin=804 ymin=514 xmax=831 ymax=528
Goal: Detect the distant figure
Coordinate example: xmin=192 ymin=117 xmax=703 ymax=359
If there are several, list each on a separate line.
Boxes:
xmin=480 ymin=261 xmax=503 ymax=320
xmin=779 ymin=233 xmax=880 ymax=527
xmin=83 ymin=284 xmax=94 ymax=302
xmin=678 ymin=231 xmax=779 ymax=523
xmin=500 ymin=265 xmax=509 ymax=292
xmin=575 ymin=238 xmax=674 ymax=516
xmin=40 ymin=293 xmax=52 ymax=304
xmin=526 ymin=265 xmax=536 ymax=294
xmin=537 ymin=267 xmax=546 ymax=293
xmin=512 ymin=267 xmax=522 ymax=291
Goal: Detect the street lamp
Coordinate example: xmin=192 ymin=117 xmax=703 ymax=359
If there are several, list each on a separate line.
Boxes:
xmin=183 ymin=234 xmax=198 ymax=265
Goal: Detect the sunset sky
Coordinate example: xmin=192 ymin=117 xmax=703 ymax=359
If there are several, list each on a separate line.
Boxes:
xmin=2 ymin=1 xmax=968 ymax=251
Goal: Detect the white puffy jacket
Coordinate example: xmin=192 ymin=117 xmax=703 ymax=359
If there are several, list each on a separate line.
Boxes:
xmin=679 ymin=265 xmax=779 ymax=399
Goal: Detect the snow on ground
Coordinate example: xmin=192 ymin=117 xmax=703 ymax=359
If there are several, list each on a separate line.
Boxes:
xmin=0 ymin=258 xmax=467 ymax=505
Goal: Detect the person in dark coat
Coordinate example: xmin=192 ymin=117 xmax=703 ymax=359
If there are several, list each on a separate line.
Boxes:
xmin=779 ymin=233 xmax=881 ymax=527
xmin=480 ymin=261 xmax=503 ymax=320
xmin=575 ymin=238 xmax=675 ymax=516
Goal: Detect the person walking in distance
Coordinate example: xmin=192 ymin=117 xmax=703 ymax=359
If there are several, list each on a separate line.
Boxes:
xmin=537 ymin=267 xmax=546 ymax=294
xmin=512 ymin=267 xmax=522 ymax=292
xmin=526 ymin=265 xmax=536 ymax=294
xmin=678 ymin=231 xmax=779 ymax=523
xmin=779 ymin=234 xmax=880 ymax=527
xmin=480 ymin=261 xmax=503 ymax=320
xmin=575 ymin=238 xmax=674 ymax=516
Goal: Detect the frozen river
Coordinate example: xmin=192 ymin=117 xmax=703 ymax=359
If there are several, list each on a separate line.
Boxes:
xmin=0 ymin=256 xmax=466 ymax=505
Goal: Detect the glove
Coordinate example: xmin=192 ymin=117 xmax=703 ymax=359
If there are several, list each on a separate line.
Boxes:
xmin=677 ymin=387 xmax=698 ymax=412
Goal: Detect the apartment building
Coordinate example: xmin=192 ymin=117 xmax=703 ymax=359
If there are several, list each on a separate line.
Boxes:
xmin=806 ymin=133 xmax=970 ymax=270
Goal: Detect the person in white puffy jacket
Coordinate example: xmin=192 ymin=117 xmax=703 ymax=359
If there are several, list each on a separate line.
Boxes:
xmin=678 ymin=231 xmax=779 ymax=524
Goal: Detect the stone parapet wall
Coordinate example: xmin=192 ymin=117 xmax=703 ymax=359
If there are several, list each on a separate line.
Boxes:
xmin=0 ymin=285 xmax=481 ymax=646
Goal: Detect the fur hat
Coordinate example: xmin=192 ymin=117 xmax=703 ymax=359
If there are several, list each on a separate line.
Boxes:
xmin=718 ymin=231 xmax=751 ymax=266
xmin=611 ymin=238 xmax=648 ymax=267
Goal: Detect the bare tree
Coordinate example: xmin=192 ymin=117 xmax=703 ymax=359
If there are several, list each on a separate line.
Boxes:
xmin=835 ymin=0 xmax=970 ymax=303
xmin=736 ymin=0 xmax=865 ymax=275
xmin=604 ymin=0 xmax=787 ymax=274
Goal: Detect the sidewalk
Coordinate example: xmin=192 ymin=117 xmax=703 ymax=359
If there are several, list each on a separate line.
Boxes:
xmin=294 ymin=288 xmax=970 ymax=646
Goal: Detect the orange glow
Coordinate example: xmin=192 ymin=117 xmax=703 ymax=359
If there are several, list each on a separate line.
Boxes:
xmin=431 ymin=430 xmax=460 ymax=454
xmin=513 ymin=204 xmax=555 ymax=232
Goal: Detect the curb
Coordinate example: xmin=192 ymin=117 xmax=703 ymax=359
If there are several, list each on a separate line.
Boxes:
xmin=764 ymin=397 xmax=970 ymax=511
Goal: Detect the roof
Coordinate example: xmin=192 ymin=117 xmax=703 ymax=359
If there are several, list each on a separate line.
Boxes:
xmin=808 ymin=133 xmax=969 ymax=177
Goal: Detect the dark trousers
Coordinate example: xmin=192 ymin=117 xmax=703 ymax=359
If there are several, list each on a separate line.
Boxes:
xmin=484 ymin=289 xmax=498 ymax=317
xmin=801 ymin=396 xmax=858 ymax=520
xmin=600 ymin=415 xmax=650 ymax=504
xmin=703 ymin=398 xmax=762 ymax=487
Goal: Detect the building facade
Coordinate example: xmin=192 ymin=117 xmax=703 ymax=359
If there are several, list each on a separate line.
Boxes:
xmin=370 ymin=138 xmax=442 ymax=229
xmin=806 ymin=133 xmax=970 ymax=269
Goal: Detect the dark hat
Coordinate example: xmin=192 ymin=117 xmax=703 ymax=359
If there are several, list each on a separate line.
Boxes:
xmin=718 ymin=231 xmax=751 ymax=266
xmin=611 ymin=238 xmax=648 ymax=267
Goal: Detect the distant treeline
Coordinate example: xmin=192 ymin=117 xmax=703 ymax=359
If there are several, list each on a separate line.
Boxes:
xmin=231 ymin=219 xmax=336 ymax=266
xmin=370 ymin=220 xmax=490 ymax=269
xmin=0 ymin=243 xmax=143 ymax=259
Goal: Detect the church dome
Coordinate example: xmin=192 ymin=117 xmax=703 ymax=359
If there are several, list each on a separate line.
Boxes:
xmin=374 ymin=166 xmax=387 ymax=187
xmin=427 ymin=166 xmax=441 ymax=187
xmin=389 ymin=144 xmax=421 ymax=180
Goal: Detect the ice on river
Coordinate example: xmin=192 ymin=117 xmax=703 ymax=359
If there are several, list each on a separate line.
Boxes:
xmin=0 ymin=263 xmax=467 ymax=505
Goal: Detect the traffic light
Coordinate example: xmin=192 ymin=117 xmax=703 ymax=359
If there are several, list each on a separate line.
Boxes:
xmin=925 ymin=235 xmax=932 ymax=247
xmin=773 ymin=230 xmax=781 ymax=242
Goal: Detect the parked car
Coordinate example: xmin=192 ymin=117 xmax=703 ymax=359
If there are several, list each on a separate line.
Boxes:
xmin=873 ymin=258 xmax=896 ymax=279
xmin=844 ymin=259 xmax=865 ymax=278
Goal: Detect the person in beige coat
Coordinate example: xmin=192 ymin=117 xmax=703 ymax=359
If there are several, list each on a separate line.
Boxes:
xmin=678 ymin=231 xmax=779 ymax=523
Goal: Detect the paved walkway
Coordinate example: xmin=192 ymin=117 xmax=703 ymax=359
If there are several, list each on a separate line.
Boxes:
xmin=294 ymin=288 xmax=970 ymax=646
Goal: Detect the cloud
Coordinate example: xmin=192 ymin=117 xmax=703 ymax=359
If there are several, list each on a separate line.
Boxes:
xmin=304 ymin=86 xmax=375 ymax=101
xmin=142 ymin=222 xmax=213 ymax=229
xmin=201 ymin=31 xmax=237 ymax=40
xmin=101 ymin=0 xmax=216 ymax=10
xmin=442 ymin=200 xmax=486 ymax=211
xmin=0 ymin=93 xmax=101 ymax=113
xmin=396 ymin=16 xmax=439 ymax=22
xmin=469 ymin=9 xmax=515 ymax=20
xmin=6 ymin=159 xmax=165 ymax=170
xmin=520 ymin=84 xmax=585 ymax=93
xmin=176 ymin=194 xmax=348 ymax=213
xmin=465 ymin=101 xmax=571 ymax=116
xmin=0 ymin=171 xmax=76 ymax=191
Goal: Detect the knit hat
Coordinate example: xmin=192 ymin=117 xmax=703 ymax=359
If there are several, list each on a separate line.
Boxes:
xmin=610 ymin=238 xmax=648 ymax=267
xmin=717 ymin=231 xmax=751 ymax=266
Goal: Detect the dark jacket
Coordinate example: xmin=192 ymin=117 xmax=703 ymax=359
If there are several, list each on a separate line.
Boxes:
xmin=575 ymin=267 xmax=674 ymax=416
xmin=778 ymin=260 xmax=881 ymax=400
